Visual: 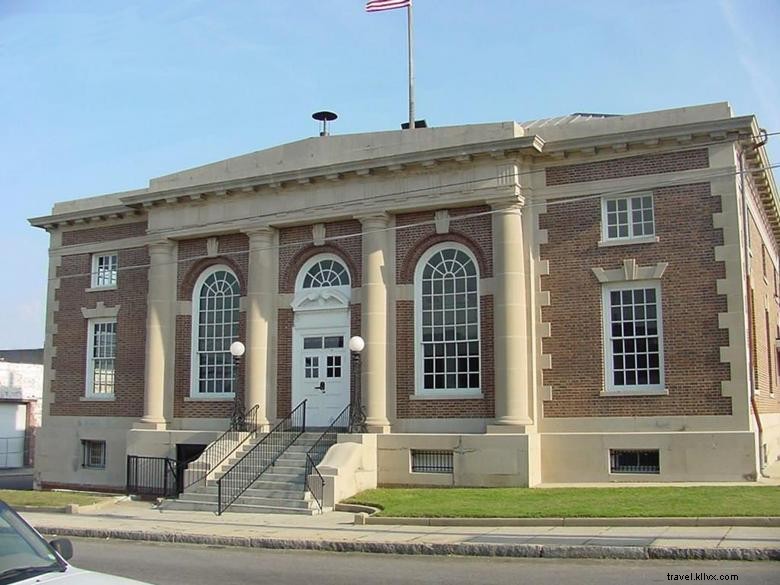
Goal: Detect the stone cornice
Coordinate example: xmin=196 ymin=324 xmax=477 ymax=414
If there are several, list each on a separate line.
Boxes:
xmin=116 ymin=136 xmax=544 ymax=210
xmin=539 ymin=116 xmax=756 ymax=160
xmin=29 ymin=205 xmax=143 ymax=230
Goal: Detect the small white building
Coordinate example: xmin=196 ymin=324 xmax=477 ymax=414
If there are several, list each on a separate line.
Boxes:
xmin=0 ymin=349 xmax=43 ymax=468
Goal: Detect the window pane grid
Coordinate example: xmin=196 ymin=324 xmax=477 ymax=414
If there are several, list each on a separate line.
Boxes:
xmin=420 ymin=249 xmax=480 ymax=391
xmin=195 ymin=271 xmax=240 ymax=394
xmin=93 ymin=253 xmax=118 ymax=287
xmin=90 ymin=321 xmax=116 ymax=395
xmin=302 ymin=259 xmax=350 ymax=288
xmin=608 ymin=286 xmax=661 ymax=388
xmin=605 ymin=195 xmax=654 ymax=240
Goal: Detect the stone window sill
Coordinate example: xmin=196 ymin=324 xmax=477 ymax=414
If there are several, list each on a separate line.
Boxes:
xmin=85 ymin=285 xmax=118 ymax=293
xmin=599 ymin=388 xmax=669 ymax=397
xmin=598 ymin=235 xmax=659 ymax=248
xmin=185 ymin=395 xmax=235 ymax=402
xmin=411 ymin=392 xmax=484 ymax=401
xmin=81 ymin=395 xmax=115 ymax=401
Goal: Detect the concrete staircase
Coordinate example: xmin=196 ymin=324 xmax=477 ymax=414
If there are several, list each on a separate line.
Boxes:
xmin=162 ymin=432 xmax=325 ymax=515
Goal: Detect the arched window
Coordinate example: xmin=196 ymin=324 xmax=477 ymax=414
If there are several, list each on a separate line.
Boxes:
xmin=191 ymin=266 xmax=241 ymax=396
xmin=415 ymin=244 xmax=481 ymax=394
xmin=301 ymin=257 xmax=350 ymax=289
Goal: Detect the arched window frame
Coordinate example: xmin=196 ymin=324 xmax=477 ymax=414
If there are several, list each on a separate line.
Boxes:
xmin=190 ymin=265 xmax=241 ymax=398
xmin=414 ymin=242 xmax=482 ymax=397
xmin=294 ymin=253 xmax=351 ymax=294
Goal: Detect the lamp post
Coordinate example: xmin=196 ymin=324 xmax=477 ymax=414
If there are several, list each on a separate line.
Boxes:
xmin=229 ymin=341 xmax=246 ymax=430
xmin=348 ymin=335 xmax=367 ymax=433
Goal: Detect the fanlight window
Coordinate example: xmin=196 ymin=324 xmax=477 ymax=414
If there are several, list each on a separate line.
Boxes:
xmin=302 ymin=258 xmax=350 ymax=288
xmin=418 ymin=246 xmax=481 ymax=392
xmin=192 ymin=268 xmax=240 ymax=395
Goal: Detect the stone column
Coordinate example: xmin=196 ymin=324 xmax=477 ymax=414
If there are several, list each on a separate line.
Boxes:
xmin=244 ymin=227 xmax=274 ymax=430
xmin=359 ymin=214 xmax=391 ymax=432
xmin=139 ymin=240 xmax=176 ymax=429
xmin=491 ymin=199 xmax=533 ymax=428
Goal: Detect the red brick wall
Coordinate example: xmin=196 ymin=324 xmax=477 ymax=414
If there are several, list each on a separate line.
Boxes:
xmin=174 ymin=234 xmax=249 ymax=418
xmin=395 ymin=207 xmax=494 ymax=419
xmin=177 ymin=234 xmax=249 ymax=301
xmin=51 ymin=247 xmax=148 ymax=417
xmin=545 ymin=149 xmax=709 ymax=186
xmin=747 ymin=214 xmax=780 ymax=415
xmin=61 ymin=221 xmax=147 ymax=246
xmin=540 ymin=182 xmax=732 ymax=417
xmin=396 ymin=207 xmax=493 ymax=283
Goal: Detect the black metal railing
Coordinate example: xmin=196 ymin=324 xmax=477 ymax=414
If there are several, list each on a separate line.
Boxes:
xmin=217 ymin=400 xmax=306 ymax=515
xmin=183 ymin=404 xmax=260 ymax=490
xmin=304 ymin=404 xmax=350 ymax=512
xmin=126 ymin=456 xmax=181 ymax=498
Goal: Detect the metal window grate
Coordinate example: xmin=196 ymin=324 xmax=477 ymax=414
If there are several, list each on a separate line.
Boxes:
xmin=411 ymin=450 xmax=453 ymax=473
xmin=82 ymin=440 xmax=106 ymax=469
xmin=609 ymin=449 xmax=659 ymax=474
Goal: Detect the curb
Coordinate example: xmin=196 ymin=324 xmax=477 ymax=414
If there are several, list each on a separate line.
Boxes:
xmin=356 ymin=515 xmax=780 ymax=528
xmin=34 ymin=525 xmax=780 ymax=562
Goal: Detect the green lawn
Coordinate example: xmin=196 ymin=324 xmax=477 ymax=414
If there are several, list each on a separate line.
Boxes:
xmin=0 ymin=490 xmax=114 ymax=508
xmin=345 ymin=486 xmax=780 ymax=518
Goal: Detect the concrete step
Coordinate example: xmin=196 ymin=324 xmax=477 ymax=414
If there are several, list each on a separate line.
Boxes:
xmin=162 ymin=498 xmax=321 ymax=515
xmin=193 ymin=486 xmax=311 ymax=501
xmin=178 ymin=491 xmax=314 ymax=510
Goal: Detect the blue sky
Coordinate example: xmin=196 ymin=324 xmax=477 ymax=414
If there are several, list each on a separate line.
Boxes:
xmin=1 ymin=0 xmax=779 ymax=349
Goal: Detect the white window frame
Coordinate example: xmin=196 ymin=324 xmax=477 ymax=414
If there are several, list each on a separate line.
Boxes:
xmin=81 ymin=440 xmax=106 ymax=469
xmin=602 ymin=280 xmax=665 ymax=394
xmin=296 ymin=253 xmax=351 ymax=290
xmin=414 ymin=242 xmax=482 ymax=397
xmin=600 ymin=193 xmax=657 ymax=245
xmin=190 ymin=265 xmax=241 ymax=399
xmin=85 ymin=318 xmax=117 ymax=398
xmin=91 ymin=252 xmax=118 ymax=288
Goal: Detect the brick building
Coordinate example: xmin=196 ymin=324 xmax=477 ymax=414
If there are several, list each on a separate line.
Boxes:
xmin=29 ymin=102 xmax=780 ymax=496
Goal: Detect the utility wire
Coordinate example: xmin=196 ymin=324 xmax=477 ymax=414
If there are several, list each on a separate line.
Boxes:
xmin=48 ymin=160 xmax=780 ymax=284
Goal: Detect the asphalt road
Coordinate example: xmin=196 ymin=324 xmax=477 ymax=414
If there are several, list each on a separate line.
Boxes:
xmin=68 ymin=537 xmax=780 ymax=585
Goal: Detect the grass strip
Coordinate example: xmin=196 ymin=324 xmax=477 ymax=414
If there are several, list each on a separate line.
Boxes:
xmin=345 ymin=486 xmax=780 ymax=518
xmin=0 ymin=489 xmax=113 ymax=508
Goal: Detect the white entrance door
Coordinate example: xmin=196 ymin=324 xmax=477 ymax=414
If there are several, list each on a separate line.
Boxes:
xmin=0 ymin=403 xmax=26 ymax=468
xmin=296 ymin=332 xmax=350 ymax=427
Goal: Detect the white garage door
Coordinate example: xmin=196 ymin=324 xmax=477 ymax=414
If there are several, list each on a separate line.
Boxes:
xmin=0 ymin=403 xmax=26 ymax=468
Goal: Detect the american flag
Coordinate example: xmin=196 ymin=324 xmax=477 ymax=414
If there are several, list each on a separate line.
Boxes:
xmin=365 ymin=0 xmax=411 ymax=12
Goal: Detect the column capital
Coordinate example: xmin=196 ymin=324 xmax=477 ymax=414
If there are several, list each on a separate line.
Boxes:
xmin=147 ymin=239 xmax=176 ymax=257
xmin=487 ymin=195 xmax=525 ymax=212
xmin=243 ymin=225 xmax=275 ymax=243
xmin=355 ymin=212 xmax=390 ymax=228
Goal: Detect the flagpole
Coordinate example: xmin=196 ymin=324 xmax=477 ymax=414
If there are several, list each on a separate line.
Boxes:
xmin=407 ymin=2 xmax=415 ymax=129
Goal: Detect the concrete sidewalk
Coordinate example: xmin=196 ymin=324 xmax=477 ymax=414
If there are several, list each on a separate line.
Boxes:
xmin=18 ymin=499 xmax=780 ymax=561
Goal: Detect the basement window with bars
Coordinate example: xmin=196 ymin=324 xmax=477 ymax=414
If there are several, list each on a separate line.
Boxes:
xmin=609 ymin=449 xmax=660 ymax=474
xmin=81 ymin=440 xmax=106 ymax=469
xmin=411 ymin=450 xmax=454 ymax=474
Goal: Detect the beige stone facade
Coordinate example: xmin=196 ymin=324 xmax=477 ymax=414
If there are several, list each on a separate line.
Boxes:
xmin=30 ymin=103 xmax=780 ymax=493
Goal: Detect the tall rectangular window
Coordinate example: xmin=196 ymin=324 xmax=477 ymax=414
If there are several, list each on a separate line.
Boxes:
xmin=81 ymin=440 xmax=106 ymax=469
xmin=603 ymin=194 xmax=655 ymax=241
xmin=86 ymin=319 xmax=117 ymax=396
xmin=91 ymin=253 xmax=118 ymax=288
xmin=603 ymin=282 xmax=664 ymax=391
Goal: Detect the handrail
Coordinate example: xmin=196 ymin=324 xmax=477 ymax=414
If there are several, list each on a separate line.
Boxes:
xmin=183 ymin=404 xmax=259 ymax=490
xmin=304 ymin=404 xmax=350 ymax=512
xmin=217 ymin=400 xmax=306 ymax=515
